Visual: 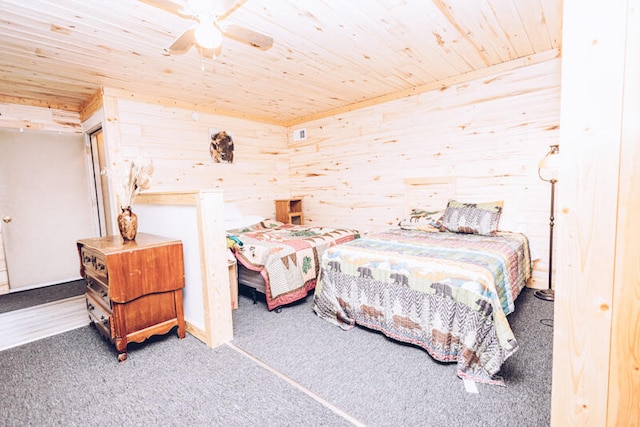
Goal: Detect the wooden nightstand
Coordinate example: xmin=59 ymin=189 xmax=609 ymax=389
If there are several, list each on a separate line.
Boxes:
xmin=275 ymin=198 xmax=303 ymax=225
xmin=77 ymin=233 xmax=185 ymax=361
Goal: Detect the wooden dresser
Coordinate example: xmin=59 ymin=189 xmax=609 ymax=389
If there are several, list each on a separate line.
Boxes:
xmin=77 ymin=233 xmax=185 ymax=361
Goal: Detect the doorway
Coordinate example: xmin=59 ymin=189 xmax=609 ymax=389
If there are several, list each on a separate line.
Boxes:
xmin=0 ymin=128 xmax=96 ymax=292
xmin=88 ymin=127 xmax=112 ymax=236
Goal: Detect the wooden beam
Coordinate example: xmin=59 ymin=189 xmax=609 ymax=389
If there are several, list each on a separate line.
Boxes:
xmin=196 ymin=190 xmax=233 ymax=347
xmin=608 ymin=0 xmax=640 ymax=424
xmin=551 ymin=0 xmax=628 ymax=425
xmin=0 ymin=94 xmax=79 ymax=112
xmin=79 ymin=89 xmax=104 ymax=123
xmin=137 ymin=191 xmax=198 ymax=206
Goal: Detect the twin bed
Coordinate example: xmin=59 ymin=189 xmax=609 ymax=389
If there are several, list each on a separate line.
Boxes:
xmin=229 ymin=220 xmax=360 ymax=311
xmin=228 ymin=179 xmax=532 ymax=384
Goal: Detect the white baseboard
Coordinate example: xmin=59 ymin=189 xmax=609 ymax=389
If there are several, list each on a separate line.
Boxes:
xmin=0 ymin=295 xmax=87 ymax=352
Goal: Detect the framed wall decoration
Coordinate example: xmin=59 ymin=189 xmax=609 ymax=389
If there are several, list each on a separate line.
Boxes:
xmin=209 ymin=129 xmax=235 ymax=163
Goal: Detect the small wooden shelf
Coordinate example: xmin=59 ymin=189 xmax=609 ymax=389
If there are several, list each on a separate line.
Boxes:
xmin=275 ymin=198 xmax=303 ymax=225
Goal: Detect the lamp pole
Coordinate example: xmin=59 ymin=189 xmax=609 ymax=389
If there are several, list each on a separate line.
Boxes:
xmin=534 ymin=144 xmax=559 ymax=302
xmin=535 ymin=178 xmax=556 ymax=301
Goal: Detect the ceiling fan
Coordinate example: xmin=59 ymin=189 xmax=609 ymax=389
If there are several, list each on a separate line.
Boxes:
xmin=140 ymin=0 xmax=273 ymax=59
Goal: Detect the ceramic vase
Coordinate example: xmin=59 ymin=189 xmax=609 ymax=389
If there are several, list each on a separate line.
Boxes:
xmin=117 ymin=206 xmax=138 ymax=241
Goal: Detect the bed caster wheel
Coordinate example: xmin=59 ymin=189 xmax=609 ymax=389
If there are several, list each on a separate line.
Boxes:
xmin=275 ymin=307 xmax=282 ymax=313
xmin=118 ymin=352 xmax=127 ymax=362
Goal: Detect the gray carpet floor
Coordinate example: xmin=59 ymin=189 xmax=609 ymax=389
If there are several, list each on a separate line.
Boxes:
xmin=0 ymin=286 xmax=553 ymax=426
xmin=232 ymin=286 xmax=554 ymax=427
xmin=0 ymin=280 xmax=86 ymax=313
xmin=0 ymin=328 xmax=352 ymax=426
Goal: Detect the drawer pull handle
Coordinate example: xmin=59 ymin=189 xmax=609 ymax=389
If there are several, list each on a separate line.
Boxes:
xmin=87 ymin=303 xmax=95 ymax=311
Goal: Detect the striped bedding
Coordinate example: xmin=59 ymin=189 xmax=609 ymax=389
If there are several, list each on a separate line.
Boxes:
xmin=312 ymin=228 xmax=532 ymax=385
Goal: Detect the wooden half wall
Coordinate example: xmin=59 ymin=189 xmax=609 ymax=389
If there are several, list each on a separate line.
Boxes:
xmin=135 ymin=190 xmax=232 ymax=348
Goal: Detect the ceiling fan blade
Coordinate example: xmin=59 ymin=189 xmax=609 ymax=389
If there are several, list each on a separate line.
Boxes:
xmin=138 ymin=0 xmax=193 ymax=19
xmin=167 ymin=27 xmax=196 ymax=54
xmin=219 ymin=23 xmax=273 ymax=50
xmin=217 ymin=0 xmax=249 ymax=21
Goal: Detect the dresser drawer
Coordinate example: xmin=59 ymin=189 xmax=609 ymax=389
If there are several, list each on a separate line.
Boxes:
xmin=86 ymin=277 xmax=110 ymax=309
xmin=86 ymin=293 xmax=113 ymax=339
xmin=80 ymin=247 xmax=108 ymax=283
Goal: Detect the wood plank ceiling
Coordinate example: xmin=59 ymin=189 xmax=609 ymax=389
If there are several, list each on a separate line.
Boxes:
xmin=0 ymin=0 xmax=562 ymax=126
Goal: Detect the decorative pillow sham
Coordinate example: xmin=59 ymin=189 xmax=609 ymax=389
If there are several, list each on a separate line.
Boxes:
xmin=398 ymin=209 xmax=443 ymax=232
xmin=227 ymin=218 xmax=283 ymax=233
xmin=439 ymin=200 xmax=503 ymax=236
xmin=260 ymin=219 xmax=284 ymax=229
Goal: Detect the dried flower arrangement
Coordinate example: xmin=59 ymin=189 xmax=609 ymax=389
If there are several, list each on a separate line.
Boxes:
xmin=103 ymin=157 xmax=154 ymax=210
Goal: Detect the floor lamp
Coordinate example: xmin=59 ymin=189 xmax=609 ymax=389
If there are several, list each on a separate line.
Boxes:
xmin=535 ymin=144 xmax=560 ymax=301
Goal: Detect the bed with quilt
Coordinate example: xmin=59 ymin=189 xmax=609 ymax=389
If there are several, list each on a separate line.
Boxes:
xmin=229 ymin=220 xmax=360 ymax=311
xmin=312 ymin=200 xmax=532 ymax=385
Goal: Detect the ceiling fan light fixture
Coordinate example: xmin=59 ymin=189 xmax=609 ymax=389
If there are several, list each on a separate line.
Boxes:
xmin=194 ymin=23 xmax=222 ymax=49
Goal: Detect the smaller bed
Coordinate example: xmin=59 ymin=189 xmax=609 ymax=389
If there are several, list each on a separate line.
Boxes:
xmin=229 ymin=220 xmax=360 ymax=311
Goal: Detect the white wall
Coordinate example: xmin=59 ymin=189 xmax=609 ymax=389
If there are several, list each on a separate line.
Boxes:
xmin=0 ymin=104 xmax=87 ymax=292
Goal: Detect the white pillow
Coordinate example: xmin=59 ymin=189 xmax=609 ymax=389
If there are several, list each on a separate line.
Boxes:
xmin=223 ymin=203 xmax=266 ymax=230
xmin=240 ymin=215 xmax=265 ymax=227
xmin=498 ymin=200 xmax=527 ymax=233
xmin=497 ymin=201 xmax=539 ymax=260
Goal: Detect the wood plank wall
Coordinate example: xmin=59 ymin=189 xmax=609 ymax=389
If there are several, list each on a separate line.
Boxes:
xmin=100 ymin=91 xmax=290 ymax=221
xmin=0 ymin=103 xmax=82 ymax=133
xmin=289 ymin=58 xmax=562 ymax=289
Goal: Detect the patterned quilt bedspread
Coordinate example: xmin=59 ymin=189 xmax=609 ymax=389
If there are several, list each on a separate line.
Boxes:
xmin=230 ymin=222 xmax=360 ymax=310
xmin=312 ymin=228 xmax=532 ymax=385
